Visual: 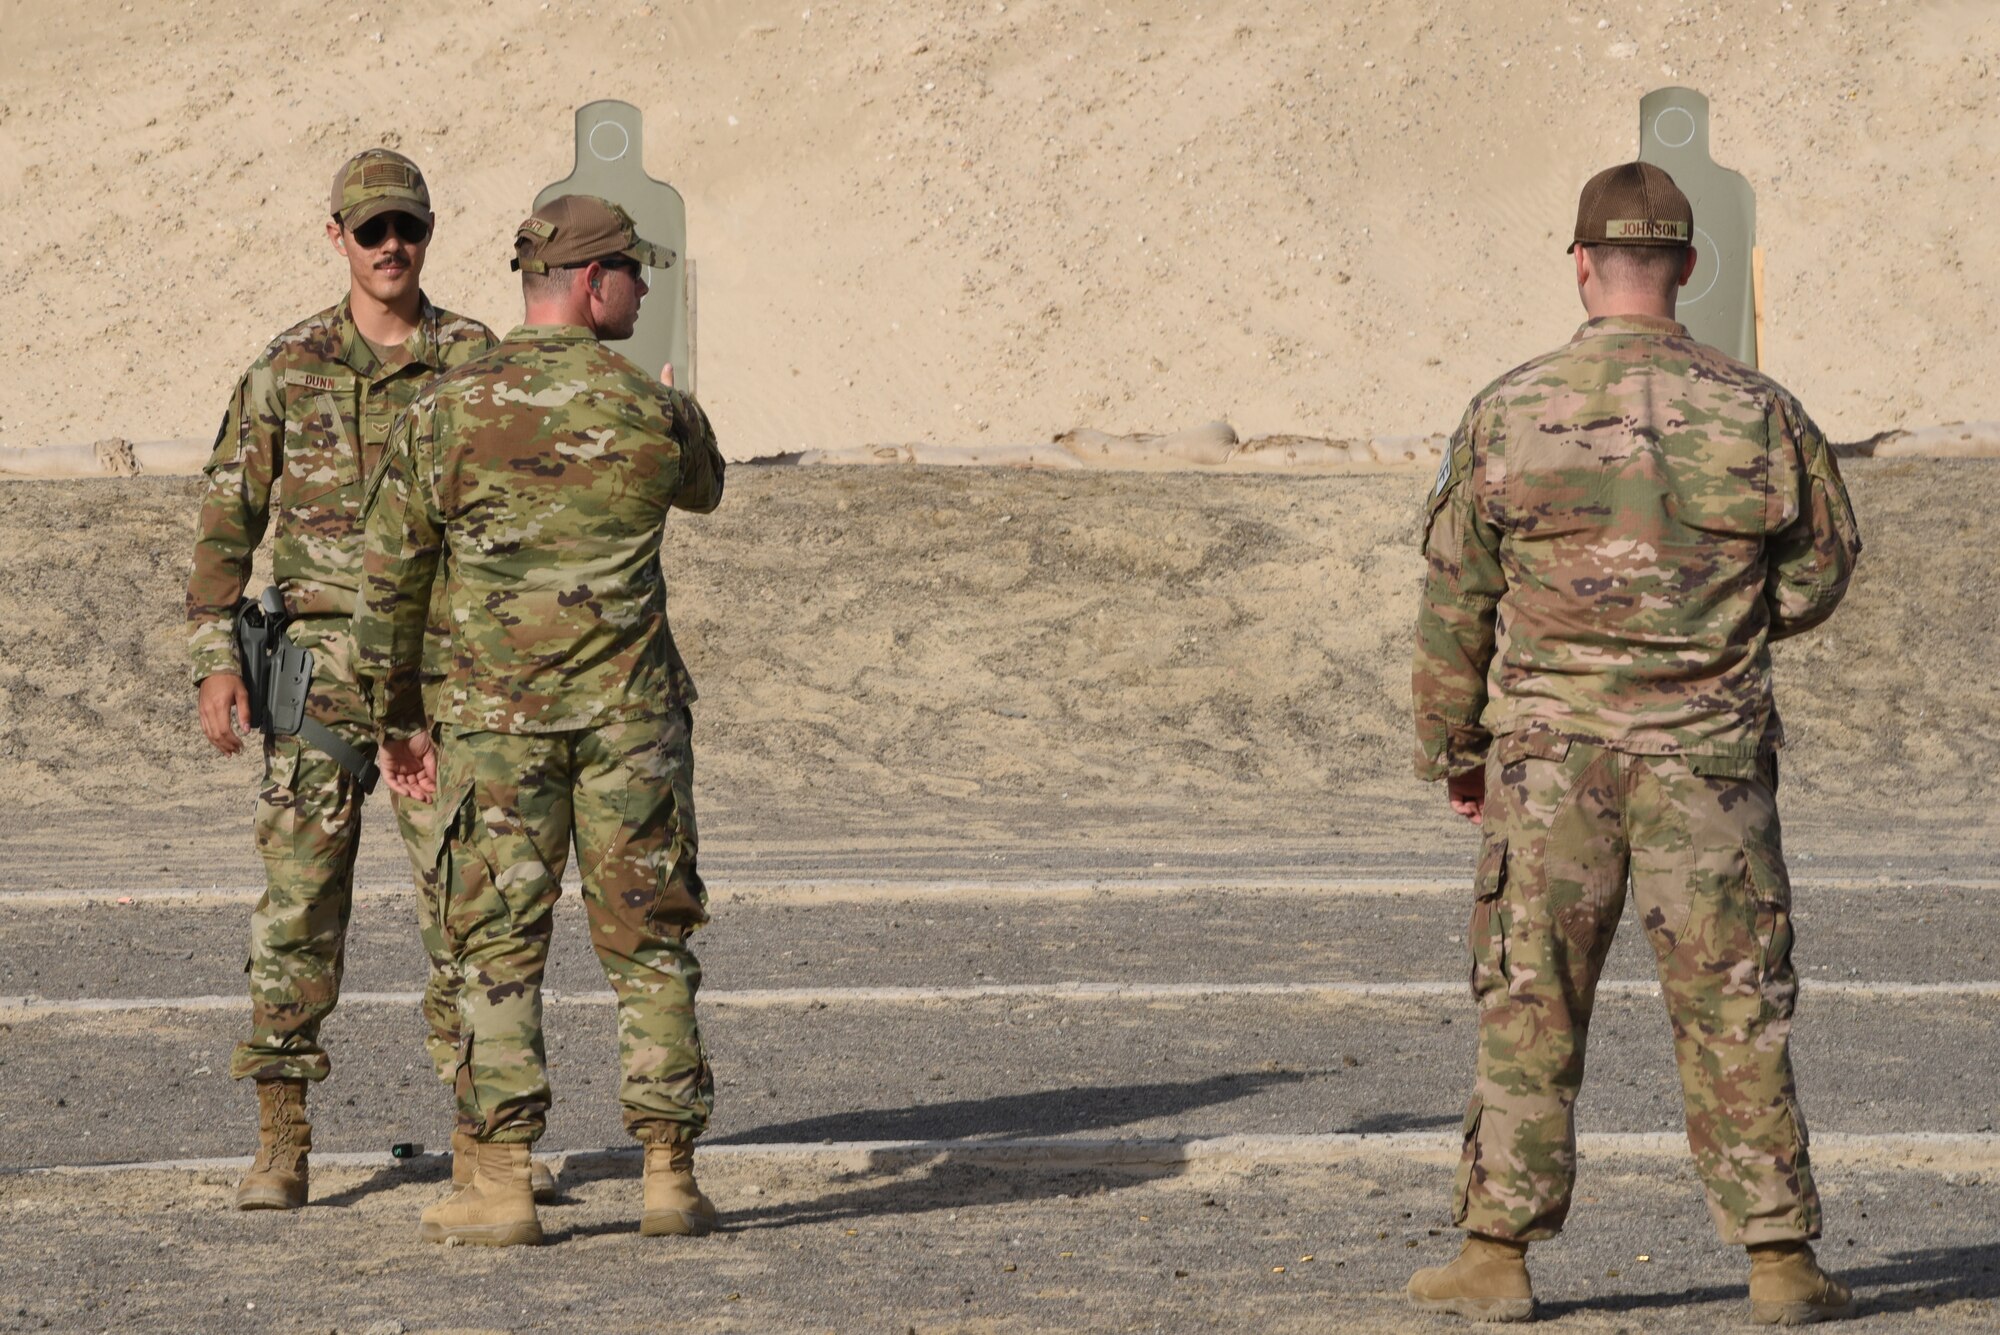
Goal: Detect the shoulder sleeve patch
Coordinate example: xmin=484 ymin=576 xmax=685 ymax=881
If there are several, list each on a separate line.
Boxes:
xmin=1431 ymin=449 xmax=1454 ymax=500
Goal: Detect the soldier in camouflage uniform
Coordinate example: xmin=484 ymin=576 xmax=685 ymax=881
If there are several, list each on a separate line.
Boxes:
xmin=187 ymin=150 xmax=499 ymax=1211
xmin=354 ymin=194 xmax=725 ymax=1247
xmin=1407 ymin=164 xmax=1862 ymax=1325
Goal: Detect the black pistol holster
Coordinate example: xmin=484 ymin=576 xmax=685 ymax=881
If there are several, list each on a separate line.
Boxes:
xmin=232 ymin=586 xmax=380 ymax=794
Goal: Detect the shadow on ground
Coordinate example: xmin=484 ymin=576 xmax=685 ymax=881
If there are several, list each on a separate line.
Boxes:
xmin=1538 ymin=1243 xmax=2000 ymax=1319
xmin=708 ymin=1070 xmax=1323 ymax=1144
xmin=566 ymin=1071 xmax=1328 ymax=1234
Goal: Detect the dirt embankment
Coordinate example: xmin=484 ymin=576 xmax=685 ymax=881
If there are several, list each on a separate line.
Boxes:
xmin=0 ymin=459 xmax=1994 ymax=886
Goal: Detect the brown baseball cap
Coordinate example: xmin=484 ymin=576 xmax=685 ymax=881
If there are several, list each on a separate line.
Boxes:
xmin=1568 ymin=161 xmax=1692 ymax=253
xmin=330 ymin=148 xmax=433 ymax=228
xmin=511 ymin=194 xmax=677 ymax=273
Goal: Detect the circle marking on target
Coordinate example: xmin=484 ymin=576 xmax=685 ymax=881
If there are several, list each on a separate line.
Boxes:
xmin=589 ymin=121 xmax=631 ymax=162
xmin=1678 ymin=224 xmax=1722 ymax=307
xmin=1653 ymin=107 xmax=1697 ymax=150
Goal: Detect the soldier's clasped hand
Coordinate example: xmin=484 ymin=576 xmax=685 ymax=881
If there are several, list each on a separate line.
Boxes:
xmin=1446 ymin=769 xmax=1485 ymax=825
xmin=379 ymin=732 xmax=439 ymax=802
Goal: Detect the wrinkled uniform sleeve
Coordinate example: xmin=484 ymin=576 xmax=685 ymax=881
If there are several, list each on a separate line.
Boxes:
xmin=186 ymin=360 xmax=280 ymax=682
xmin=1412 ymin=402 xmax=1506 ymax=781
xmin=354 ymin=405 xmax=445 ymax=740
xmin=1765 ymin=398 xmax=1861 ymax=641
xmin=668 ymin=391 xmax=726 ymax=513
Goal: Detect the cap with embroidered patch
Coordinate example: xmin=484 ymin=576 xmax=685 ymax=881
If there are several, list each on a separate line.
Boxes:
xmin=330 ymin=149 xmax=433 ymax=229
xmin=511 ymin=194 xmax=677 ymax=274
xmin=1568 ymin=161 xmax=1692 ymax=253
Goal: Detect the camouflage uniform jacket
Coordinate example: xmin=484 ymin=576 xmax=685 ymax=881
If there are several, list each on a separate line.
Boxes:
xmin=354 ymin=324 xmax=725 ymax=740
xmin=187 ymin=295 xmax=496 ymax=681
xmin=1413 ymin=314 xmax=1862 ymax=781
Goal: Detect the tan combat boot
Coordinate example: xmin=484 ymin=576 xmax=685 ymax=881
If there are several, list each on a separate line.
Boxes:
xmin=1748 ymin=1241 xmax=1855 ymax=1325
xmin=419 ymin=1140 xmax=543 ymax=1247
xmin=450 ymin=1127 xmax=558 ymax=1202
xmin=1407 ymin=1233 xmax=1535 ymax=1322
xmin=640 ymin=1141 xmax=718 ymax=1237
xmin=234 ymin=1078 xmax=311 ymax=1211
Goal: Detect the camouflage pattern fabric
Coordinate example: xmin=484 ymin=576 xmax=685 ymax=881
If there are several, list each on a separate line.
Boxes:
xmin=428 ymin=712 xmax=713 ymax=1145
xmin=188 ymin=296 xmax=495 ymax=680
xmin=1456 ymin=733 xmax=1819 ymax=1246
xmin=353 ymin=322 xmax=725 ymax=1146
xmin=228 ymin=619 xmax=448 ymax=1083
xmin=191 ymin=295 xmax=495 ymax=1084
xmin=1416 ymin=313 xmax=1859 ymax=1249
xmin=352 ymin=323 xmax=724 ymax=740
xmin=1413 ymin=314 xmax=1861 ymax=782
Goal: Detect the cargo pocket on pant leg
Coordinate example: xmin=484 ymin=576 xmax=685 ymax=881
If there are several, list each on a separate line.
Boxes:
xmin=453 ymin=1028 xmax=485 ymax=1138
xmin=647 ymin=829 xmax=707 ymax=934
xmin=430 ymin=770 xmax=484 ymax=1132
xmin=643 ymin=719 xmax=708 ymax=933
xmin=423 ymin=770 xmax=479 ymax=945
xmin=1453 ymin=1094 xmax=1486 ymax=1225
xmin=1781 ymin=1094 xmax=1810 ymax=1151
xmin=1780 ymin=1092 xmax=1820 ymax=1234
xmin=252 ymin=741 xmax=304 ymax=865
xmin=1468 ymin=836 xmax=1509 ymax=1004
xmin=247 ymin=741 xmax=306 ymax=974
xmin=1745 ymin=842 xmax=1797 ymax=1022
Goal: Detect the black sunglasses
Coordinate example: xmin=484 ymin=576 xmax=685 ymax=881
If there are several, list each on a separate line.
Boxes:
xmin=570 ymin=256 xmax=640 ymax=275
xmin=348 ymin=212 xmax=431 ymax=248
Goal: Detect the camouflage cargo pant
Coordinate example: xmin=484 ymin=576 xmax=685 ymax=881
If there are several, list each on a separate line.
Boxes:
xmin=1454 ymin=731 xmax=1821 ymax=1246
xmin=430 ymin=710 xmax=712 ymax=1145
xmin=228 ymin=617 xmax=451 ymax=1084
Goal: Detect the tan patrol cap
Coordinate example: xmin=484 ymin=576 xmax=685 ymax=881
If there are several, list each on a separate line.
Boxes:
xmin=330 ymin=148 xmax=433 ymax=228
xmin=1568 ymin=161 xmax=1692 ymax=253
xmin=511 ymin=194 xmax=677 ymax=273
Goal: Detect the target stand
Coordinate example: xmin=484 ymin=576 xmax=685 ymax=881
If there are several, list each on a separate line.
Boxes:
xmin=536 ymin=100 xmax=696 ymax=393
xmin=1638 ymin=87 xmax=1759 ymax=367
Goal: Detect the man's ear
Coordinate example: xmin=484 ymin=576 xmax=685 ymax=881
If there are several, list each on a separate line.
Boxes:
xmin=327 ymin=219 xmax=346 ymax=254
xmin=1679 ymin=247 xmax=1700 ymax=288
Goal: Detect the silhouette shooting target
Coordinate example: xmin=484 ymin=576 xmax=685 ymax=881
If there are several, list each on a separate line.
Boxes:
xmin=1638 ymin=87 xmax=1758 ymax=366
xmin=537 ymin=100 xmax=695 ymax=392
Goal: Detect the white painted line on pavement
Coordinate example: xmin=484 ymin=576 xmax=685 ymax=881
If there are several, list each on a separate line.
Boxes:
xmin=7 ymin=978 xmax=2000 ymax=1018
xmin=9 ymin=874 xmax=2000 ymax=906
xmin=15 ymin=1130 xmax=2000 ymax=1179
xmin=0 ymin=877 xmax=1461 ymax=905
